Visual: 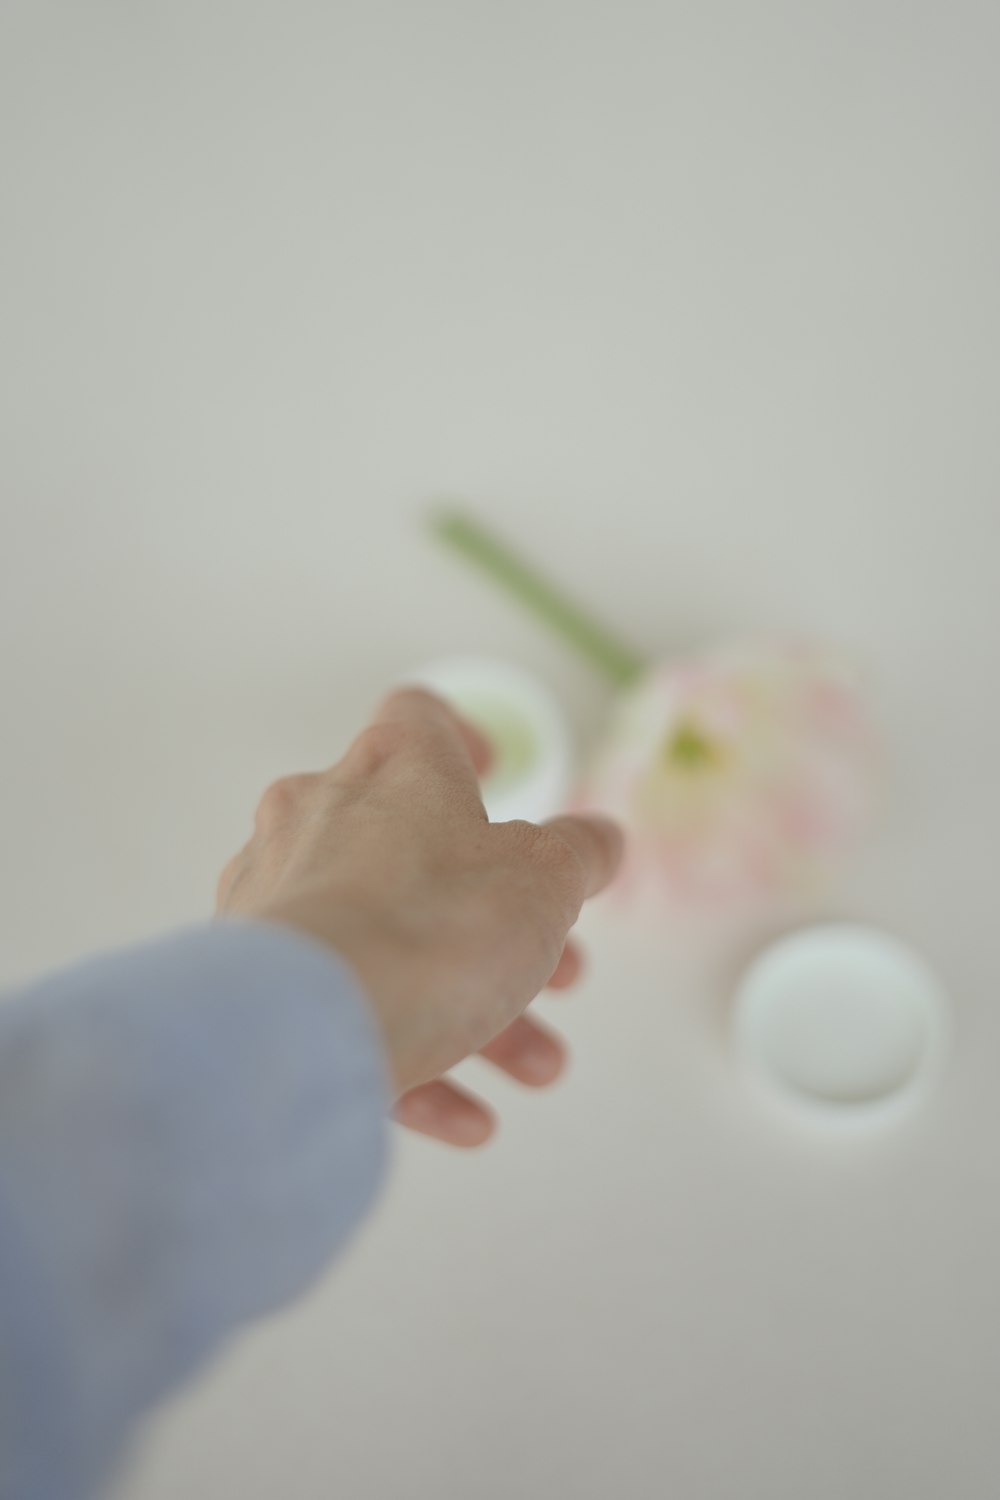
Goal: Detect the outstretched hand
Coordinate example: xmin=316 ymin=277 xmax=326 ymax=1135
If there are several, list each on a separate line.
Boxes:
xmin=216 ymin=688 xmax=623 ymax=1146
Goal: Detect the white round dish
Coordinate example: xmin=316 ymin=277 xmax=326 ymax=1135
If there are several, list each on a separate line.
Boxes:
xmin=732 ymin=923 xmax=952 ymax=1131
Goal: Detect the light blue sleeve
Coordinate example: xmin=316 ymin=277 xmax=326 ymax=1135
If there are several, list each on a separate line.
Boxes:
xmin=0 ymin=918 xmax=392 ymax=1500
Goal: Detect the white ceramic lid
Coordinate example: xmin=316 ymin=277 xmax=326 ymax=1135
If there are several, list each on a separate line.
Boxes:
xmin=733 ymin=923 xmax=952 ymax=1130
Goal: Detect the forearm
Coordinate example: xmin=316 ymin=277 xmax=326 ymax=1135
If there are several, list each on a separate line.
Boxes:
xmin=0 ymin=920 xmax=390 ymax=1500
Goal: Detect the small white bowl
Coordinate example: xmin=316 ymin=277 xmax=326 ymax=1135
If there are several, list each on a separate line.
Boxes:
xmin=732 ymin=923 xmax=952 ymax=1132
xmin=399 ymin=654 xmax=573 ymax=824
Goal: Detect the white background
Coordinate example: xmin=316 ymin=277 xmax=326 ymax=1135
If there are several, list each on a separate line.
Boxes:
xmin=2 ymin=3 xmax=999 ymax=1496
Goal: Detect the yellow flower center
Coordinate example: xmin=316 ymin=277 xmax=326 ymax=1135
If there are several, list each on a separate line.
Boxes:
xmin=664 ymin=720 xmax=725 ymax=771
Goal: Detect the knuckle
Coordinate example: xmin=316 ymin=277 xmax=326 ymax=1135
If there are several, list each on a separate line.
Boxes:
xmin=256 ymin=773 xmax=308 ymax=826
xmin=345 ymin=722 xmax=413 ymax=778
xmin=215 ymin=853 xmax=242 ymax=909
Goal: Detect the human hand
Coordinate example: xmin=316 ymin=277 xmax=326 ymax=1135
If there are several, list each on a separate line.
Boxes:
xmin=215 ymin=688 xmax=623 ymax=1146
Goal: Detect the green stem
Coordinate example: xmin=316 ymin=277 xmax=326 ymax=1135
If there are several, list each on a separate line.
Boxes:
xmin=430 ymin=509 xmax=647 ymax=689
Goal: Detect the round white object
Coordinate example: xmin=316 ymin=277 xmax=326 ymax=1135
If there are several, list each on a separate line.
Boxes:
xmin=398 ymin=655 xmax=573 ymax=824
xmin=733 ymin=924 xmax=951 ymax=1129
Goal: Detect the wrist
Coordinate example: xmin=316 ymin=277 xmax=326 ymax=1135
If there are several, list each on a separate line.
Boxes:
xmin=247 ymin=895 xmax=416 ymax=1098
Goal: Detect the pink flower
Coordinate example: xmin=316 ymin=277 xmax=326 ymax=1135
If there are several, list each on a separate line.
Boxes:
xmin=572 ymin=639 xmax=879 ymax=911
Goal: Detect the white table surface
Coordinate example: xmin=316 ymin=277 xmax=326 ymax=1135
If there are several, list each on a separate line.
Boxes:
xmin=2 ymin=3 xmax=999 ymax=1497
